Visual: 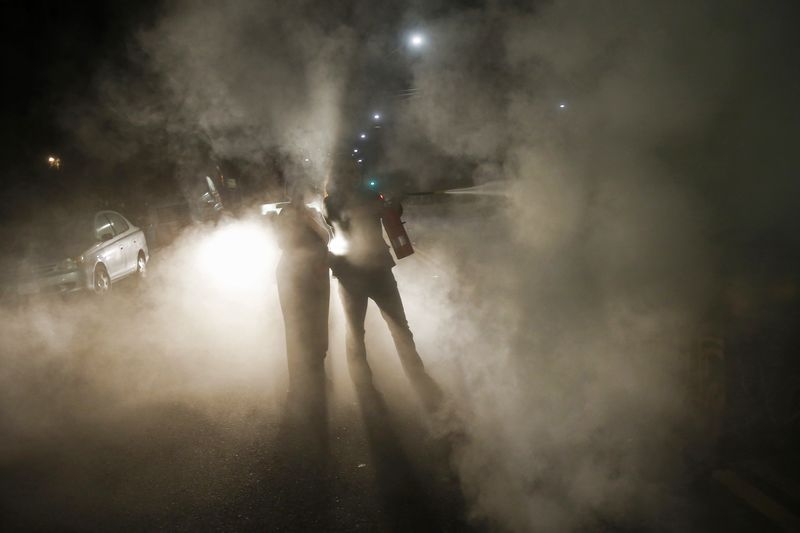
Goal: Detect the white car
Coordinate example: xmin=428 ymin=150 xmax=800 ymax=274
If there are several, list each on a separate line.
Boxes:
xmin=3 ymin=210 xmax=149 ymax=297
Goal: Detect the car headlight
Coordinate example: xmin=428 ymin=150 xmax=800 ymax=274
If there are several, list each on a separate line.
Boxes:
xmin=57 ymin=256 xmax=84 ymax=272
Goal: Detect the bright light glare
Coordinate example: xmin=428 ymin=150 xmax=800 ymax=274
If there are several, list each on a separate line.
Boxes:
xmin=328 ymin=233 xmax=349 ymax=256
xmin=559 ymin=102 xmax=567 ymax=109
xmin=373 ymin=113 xmax=381 ymax=121
xmin=260 ymin=203 xmax=283 ymax=215
xmin=353 ymin=148 xmax=359 ymax=153
xmin=305 ymin=200 xmax=323 ymax=214
xmin=195 ymin=221 xmax=278 ymax=293
xmin=409 ymin=33 xmax=425 ymax=47
xmin=360 ymin=133 xmax=367 ymax=139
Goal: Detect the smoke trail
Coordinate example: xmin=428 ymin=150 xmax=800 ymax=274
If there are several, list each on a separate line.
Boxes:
xmin=380 ymin=1 xmax=800 ymax=530
xmin=63 ymin=0 xmax=357 ymax=192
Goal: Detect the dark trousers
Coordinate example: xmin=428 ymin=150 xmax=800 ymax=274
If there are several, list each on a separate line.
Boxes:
xmin=277 ymin=257 xmax=329 ymax=399
xmin=337 ymin=267 xmax=442 ymax=411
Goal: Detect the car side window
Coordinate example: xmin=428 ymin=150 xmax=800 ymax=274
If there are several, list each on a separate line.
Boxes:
xmin=95 ymin=214 xmax=114 ymax=241
xmin=107 ymin=212 xmax=130 ymax=234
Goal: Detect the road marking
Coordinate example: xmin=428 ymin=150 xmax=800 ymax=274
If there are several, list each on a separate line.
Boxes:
xmin=713 ymin=469 xmax=800 ymax=531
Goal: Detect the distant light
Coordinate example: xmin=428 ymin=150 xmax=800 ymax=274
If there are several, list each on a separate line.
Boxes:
xmin=368 ymin=179 xmax=376 ymax=188
xmin=373 ymin=113 xmax=381 ymax=121
xmin=47 ymin=155 xmax=61 ymax=169
xmin=360 ymin=133 xmax=367 ymax=139
xmin=304 ymin=157 xmax=310 ymax=162
xmin=409 ymin=33 xmax=425 ymax=48
xmin=357 ymin=159 xmax=363 ymax=163
xmin=353 ymin=148 xmax=359 ymax=153
xmin=559 ymin=102 xmax=567 ymax=109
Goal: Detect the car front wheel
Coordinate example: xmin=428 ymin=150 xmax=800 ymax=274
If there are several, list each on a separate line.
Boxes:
xmin=94 ymin=265 xmax=110 ymax=295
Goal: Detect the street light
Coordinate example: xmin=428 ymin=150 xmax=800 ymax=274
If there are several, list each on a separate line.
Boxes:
xmin=360 ymin=133 xmax=367 ymax=139
xmin=373 ymin=113 xmax=381 ymax=121
xmin=409 ymin=32 xmax=425 ymax=48
xmin=47 ymin=155 xmax=61 ymax=170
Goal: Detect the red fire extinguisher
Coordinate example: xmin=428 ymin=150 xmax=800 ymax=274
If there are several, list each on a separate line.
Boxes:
xmin=380 ymin=195 xmax=414 ymax=260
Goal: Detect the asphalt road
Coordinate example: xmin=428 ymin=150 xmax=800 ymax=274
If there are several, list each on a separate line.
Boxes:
xmin=0 ymin=217 xmax=480 ymax=532
xmin=1 ymin=202 xmax=797 ymax=532
xmin=1 ymin=392 xmax=472 ymax=532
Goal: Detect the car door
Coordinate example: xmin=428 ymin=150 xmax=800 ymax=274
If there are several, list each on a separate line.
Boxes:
xmin=94 ymin=212 xmax=125 ymax=280
xmin=106 ymin=212 xmax=135 ymax=276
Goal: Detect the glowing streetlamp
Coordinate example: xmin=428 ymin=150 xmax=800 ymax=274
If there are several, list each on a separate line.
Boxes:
xmin=47 ymin=155 xmax=61 ymax=170
xmin=409 ymin=33 xmax=425 ymax=48
xmin=360 ymin=133 xmax=367 ymax=139
xmin=373 ymin=113 xmax=381 ymax=121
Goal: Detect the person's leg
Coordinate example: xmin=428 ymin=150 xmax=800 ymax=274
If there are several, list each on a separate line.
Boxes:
xmin=306 ymin=274 xmax=330 ymax=389
xmin=279 ymin=267 xmax=331 ymax=459
xmin=304 ymin=275 xmax=330 ymax=429
xmin=370 ymin=269 xmax=443 ymax=411
xmin=338 ymin=277 xmax=372 ymax=389
xmin=278 ymin=263 xmax=306 ymax=395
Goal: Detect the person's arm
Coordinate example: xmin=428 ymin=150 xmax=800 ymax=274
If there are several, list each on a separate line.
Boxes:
xmin=323 ymin=195 xmax=339 ymax=227
xmin=304 ymin=208 xmax=332 ymax=244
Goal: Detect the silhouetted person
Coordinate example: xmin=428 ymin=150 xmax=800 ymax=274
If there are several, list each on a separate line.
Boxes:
xmin=325 ymin=160 xmax=443 ymax=411
xmin=275 ymin=180 xmax=331 ymax=436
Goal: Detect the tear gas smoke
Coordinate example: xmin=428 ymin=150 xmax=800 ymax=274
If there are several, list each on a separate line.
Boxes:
xmin=380 ymin=1 xmax=800 ymax=531
xmin=3 ymin=0 xmax=799 ymax=531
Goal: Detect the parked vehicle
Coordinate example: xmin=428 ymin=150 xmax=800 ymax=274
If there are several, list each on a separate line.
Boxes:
xmin=1 ymin=210 xmax=149 ymax=298
xmin=144 ymin=200 xmax=194 ymax=250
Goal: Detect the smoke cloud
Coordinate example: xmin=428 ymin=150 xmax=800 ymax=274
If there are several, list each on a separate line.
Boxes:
xmin=381 ymin=0 xmax=800 ymax=530
xmin=3 ymin=0 xmax=799 ymax=531
xmin=63 ymin=0 xmax=359 ymax=191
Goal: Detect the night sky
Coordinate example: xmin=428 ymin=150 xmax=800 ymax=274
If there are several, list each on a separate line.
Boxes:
xmin=2 ymin=0 xmax=799 ymax=238
xmin=1 ymin=1 xmax=161 ymax=221
xmin=0 ymin=0 xmax=490 ymax=223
